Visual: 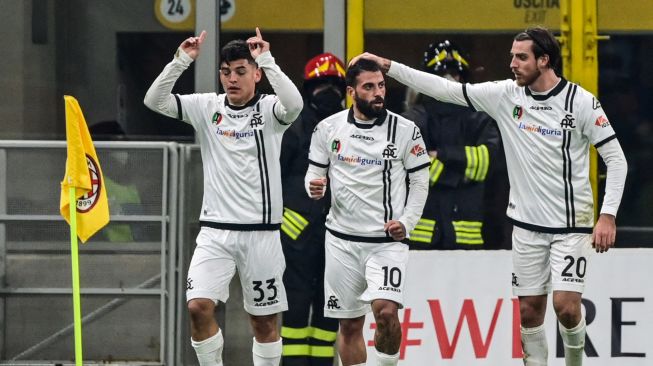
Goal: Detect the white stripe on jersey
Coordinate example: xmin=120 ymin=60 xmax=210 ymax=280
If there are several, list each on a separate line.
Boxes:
xmin=308 ymin=108 xmax=431 ymax=238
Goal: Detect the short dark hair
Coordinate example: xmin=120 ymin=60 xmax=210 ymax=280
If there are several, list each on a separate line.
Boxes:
xmin=220 ymin=40 xmax=255 ymax=65
xmin=345 ymin=58 xmax=382 ymax=87
xmin=514 ymin=26 xmax=561 ymax=71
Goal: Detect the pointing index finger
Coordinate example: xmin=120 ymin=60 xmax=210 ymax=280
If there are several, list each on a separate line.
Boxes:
xmin=198 ymin=30 xmax=207 ymax=43
xmin=256 ymin=27 xmax=262 ymax=39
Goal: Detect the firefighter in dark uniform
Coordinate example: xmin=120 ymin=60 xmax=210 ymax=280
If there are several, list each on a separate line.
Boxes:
xmin=403 ymin=40 xmax=505 ymax=250
xmin=279 ymin=53 xmax=345 ymax=365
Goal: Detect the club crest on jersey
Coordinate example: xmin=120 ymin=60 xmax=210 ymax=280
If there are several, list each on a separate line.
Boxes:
xmin=512 ymin=105 xmax=523 ymax=120
xmin=331 ymin=139 xmax=342 ymax=153
xmin=211 ymin=112 xmax=222 ymax=125
xmin=595 ymin=115 xmax=610 ymax=128
xmin=560 ymin=114 xmax=576 ymax=129
xmin=76 ymin=154 xmax=102 ymax=213
xmin=382 ymin=143 xmax=397 ymax=159
xmin=249 ymin=112 xmax=264 ymax=128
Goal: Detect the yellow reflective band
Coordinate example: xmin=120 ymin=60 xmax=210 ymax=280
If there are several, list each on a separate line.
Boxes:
xmin=284 ymin=208 xmax=308 ymax=229
xmin=453 ymin=220 xmax=483 ymax=228
xmin=282 ymin=344 xmax=311 ymax=356
xmin=281 ymin=326 xmax=311 ymax=339
xmin=281 ymin=220 xmax=301 ymax=240
xmin=282 ymin=344 xmax=335 ymax=358
xmin=451 ymin=50 xmax=470 ymax=67
xmin=414 ymin=218 xmax=435 ymax=232
xmin=476 ymin=144 xmax=489 ymax=181
xmin=311 ymin=327 xmax=337 ymax=342
xmin=456 ymin=238 xmax=484 ymax=245
xmin=453 ymin=220 xmax=484 ymax=245
xmin=465 ymin=146 xmax=481 ymax=181
xmin=409 ymin=230 xmax=433 ymax=243
xmin=310 ymin=345 xmax=335 ymax=357
xmin=281 ymin=326 xmax=337 ymax=342
xmin=429 ymin=158 xmax=444 ymax=185
xmin=455 ymin=231 xmax=482 ymax=238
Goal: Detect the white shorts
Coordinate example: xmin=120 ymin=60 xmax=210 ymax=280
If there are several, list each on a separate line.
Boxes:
xmin=186 ymin=227 xmax=288 ymax=316
xmin=512 ymin=226 xmax=593 ymax=296
xmin=323 ymin=231 xmax=409 ymax=319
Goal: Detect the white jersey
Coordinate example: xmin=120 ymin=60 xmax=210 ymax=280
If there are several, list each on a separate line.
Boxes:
xmin=308 ymin=109 xmax=431 ymax=239
xmin=177 ymin=93 xmax=290 ymax=226
xmin=388 ymin=62 xmax=622 ymax=233
xmin=144 ymin=49 xmax=303 ymax=229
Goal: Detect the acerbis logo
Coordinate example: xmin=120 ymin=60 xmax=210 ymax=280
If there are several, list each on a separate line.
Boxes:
xmin=331 ymin=139 xmax=342 ymax=153
xmin=76 ymin=155 xmax=102 ymax=213
xmin=529 ymin=105 xmax=552 ymax=111
xmin=350 ymin=134 xmax=374 ymax=141
xmin=512 ymin=105 xmax=523 ymax=120
xmin=212 ymin=112 xmax=222 ymax=125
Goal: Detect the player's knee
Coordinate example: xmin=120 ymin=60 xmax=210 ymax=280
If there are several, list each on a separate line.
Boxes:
xmin=250 ymin=314 xmax=278 ymax=338
xmin=373 ymin=301 xmax=399 ymax=330
xmin=553 ymin=301 xmax=581 ymax=327
xmin=519 ymin=297 xmax=546 ymax=326
xmin=188 ymin=299 xmax=215 ymax=325
xmin=339 ymin=318 xmax=364 ymax=338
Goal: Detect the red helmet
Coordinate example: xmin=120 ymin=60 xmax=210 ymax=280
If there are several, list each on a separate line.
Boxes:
xmin=304 ymin=52 xmax=346 ymax=81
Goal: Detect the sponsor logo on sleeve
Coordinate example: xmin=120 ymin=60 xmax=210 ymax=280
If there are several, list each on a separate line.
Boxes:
xmin=410 ymin=144 xmax=427 ymax=157
xmin=595 ymin=115 xmax=610 ymax=128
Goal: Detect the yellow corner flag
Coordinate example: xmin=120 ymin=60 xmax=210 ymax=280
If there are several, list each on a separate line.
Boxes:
xmin=59 ymin=95 xmax=110 ymax=243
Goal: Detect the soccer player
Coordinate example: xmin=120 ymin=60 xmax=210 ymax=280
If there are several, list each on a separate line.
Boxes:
xmin=279 ymin=53 xmax=345 ymax=365
xmin=305 ymin=58 xmax=430 ymax=366
xmin=144 ymin=28 xmax=303 ymax=366
xmin=352 ymin=26 xmax=627 ymax=366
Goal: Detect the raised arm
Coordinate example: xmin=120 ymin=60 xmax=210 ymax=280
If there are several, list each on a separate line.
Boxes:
xmin=248 ymin=27 xmax=303 ymax=123
xmin=143 ymin=31 xmax=207 ymax=119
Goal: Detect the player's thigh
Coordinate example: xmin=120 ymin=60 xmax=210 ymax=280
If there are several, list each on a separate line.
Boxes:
xmin=550 ymin=233 xmax=592 ymax=293
xmin=323 ymin=232 xmax=368 ymax=318
xmin=361 ymin=241 xmax=409 ymax=307
xmin=236 ymin=230 xmax=288 ymax=316
xmin=186 ymin=227 xmax=236 ymax=303
xmin=512 ymin=227 xmax=552 ymax=296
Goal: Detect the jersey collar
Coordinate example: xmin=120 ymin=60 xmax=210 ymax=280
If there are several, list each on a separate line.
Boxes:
xmin=525 ymin=78 xmax=568 ymax=101
xmin=346 ymin=107 xmax=388 ymax=129
xmin=224 ymin=92 xmax=261 ymax=110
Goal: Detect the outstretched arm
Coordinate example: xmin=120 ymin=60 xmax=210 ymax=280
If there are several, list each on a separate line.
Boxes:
xmin=248 ymin=27 xmax=303 ymax=123
xmin=351 ymin=52 xmax=469 ymax=107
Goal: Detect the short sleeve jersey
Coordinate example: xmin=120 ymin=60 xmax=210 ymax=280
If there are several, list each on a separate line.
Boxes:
xmin=462 ymin=78 xmax=616 ymax=233
xmin=176 ymin=93 xmax=291 ymax=227
xmin=308 ymin=109 xmax=431 ymax=237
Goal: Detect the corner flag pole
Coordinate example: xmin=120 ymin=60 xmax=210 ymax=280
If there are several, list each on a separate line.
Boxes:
xmin=68 ymin=187 xmax=84 ymax=366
